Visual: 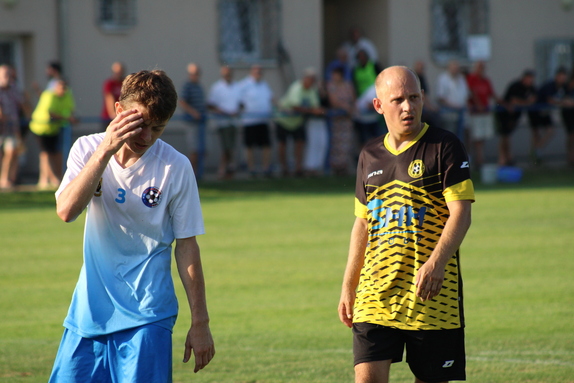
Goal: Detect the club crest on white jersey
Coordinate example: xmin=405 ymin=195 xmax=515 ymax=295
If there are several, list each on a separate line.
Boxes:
xmin=142 ymin=187 xmax=162 ymax=208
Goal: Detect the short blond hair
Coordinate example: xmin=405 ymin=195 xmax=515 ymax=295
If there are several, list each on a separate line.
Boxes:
xmin=119 ymin=70 xmax=177 ymax=122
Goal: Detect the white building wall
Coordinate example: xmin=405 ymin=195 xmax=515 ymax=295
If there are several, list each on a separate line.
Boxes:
xmin=386 ymin=0 xmax=574 ymax=164
xmin=387 ymin=0 xmax=574 ymax=96
xmin=0 ymin=1 xmax=58 ymax=89
xmin=57 ymin=0 xmax=322 ymax=122
xmin=1 ymin=0 xmax=324 ymax=178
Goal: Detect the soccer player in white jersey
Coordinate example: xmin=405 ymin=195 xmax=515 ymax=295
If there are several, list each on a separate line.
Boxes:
xmin=49 ymin=70 xmax=214 ymax=382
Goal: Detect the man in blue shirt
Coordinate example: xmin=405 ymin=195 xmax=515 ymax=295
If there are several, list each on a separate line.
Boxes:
xmin=179 ymin=62 xmax=207 ymax=179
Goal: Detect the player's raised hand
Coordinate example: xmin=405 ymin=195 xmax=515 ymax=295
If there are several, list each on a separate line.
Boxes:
xmin=101 ymin=108 xmax=143 ymax=154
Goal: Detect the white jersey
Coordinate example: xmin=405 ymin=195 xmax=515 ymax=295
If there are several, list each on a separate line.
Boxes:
xmin=56 ymin=133 xmax=204 ymax=337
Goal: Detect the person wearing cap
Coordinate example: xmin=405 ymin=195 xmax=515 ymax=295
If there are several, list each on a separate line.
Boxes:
xmin=495 ymin=70 xmax=537 ymax=166
xmin=275 ymin=67 xmax=324 ymax=177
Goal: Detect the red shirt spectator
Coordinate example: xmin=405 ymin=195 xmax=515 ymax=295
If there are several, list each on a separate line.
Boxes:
xmin=466 ymin=65 xmax=495 ymax=114
xmin=100 ymin=62 xmax=125 ymax=129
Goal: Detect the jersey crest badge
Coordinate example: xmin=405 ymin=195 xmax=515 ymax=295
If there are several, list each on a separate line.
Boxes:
xmin=142 ymin=187 xmax=162 ymax=208
xmin=94 ymin=178 xmax=103 ymax=197
xmin=408 ymin=160 xmax=425 ymax=179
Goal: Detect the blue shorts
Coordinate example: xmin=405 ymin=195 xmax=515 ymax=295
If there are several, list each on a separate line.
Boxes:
xmin=49 ymin=324 xmax=173 ymax=383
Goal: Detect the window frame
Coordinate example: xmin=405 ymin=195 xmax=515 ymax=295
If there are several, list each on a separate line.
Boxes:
xmin=96 ymin=0 xmax=137 ymax=33
xmin=430 ymin=0 xmax=489 ymax=65
xmin=217 ymin=0 xmax=281 ymax=66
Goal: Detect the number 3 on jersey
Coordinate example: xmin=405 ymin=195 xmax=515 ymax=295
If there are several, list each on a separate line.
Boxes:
xmin=115 ymin=188 xmax=126 ymax=203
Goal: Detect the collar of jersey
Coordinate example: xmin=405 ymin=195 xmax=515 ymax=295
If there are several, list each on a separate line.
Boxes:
xmin=383 ymin=123 xmax=429 ymax=156
xmin=111 ymin=140 xmax=156 ymax=173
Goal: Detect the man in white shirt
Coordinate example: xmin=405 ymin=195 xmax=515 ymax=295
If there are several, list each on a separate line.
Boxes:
xmin=436 ymin=60 xmax=469 ymax=138
xmin=208 ymin=65 xmax=241 ymax=179
xmin=238 ymin=65 xmax=274 ymax=177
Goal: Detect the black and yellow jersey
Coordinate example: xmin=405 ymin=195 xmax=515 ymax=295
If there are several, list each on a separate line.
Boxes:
xmin=353 ymin=123 xmax=474 ymax=330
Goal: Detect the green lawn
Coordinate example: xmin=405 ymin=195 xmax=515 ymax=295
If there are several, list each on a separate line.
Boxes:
xmin=0 ymin=169 xmax=573 ymax=382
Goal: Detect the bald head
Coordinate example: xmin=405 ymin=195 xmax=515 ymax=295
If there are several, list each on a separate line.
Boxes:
xmin=187 ymin=63 xmax=201 ymax=82
xmin=375 ymin=66 xmax=422 ymax=98
xmin=187 ymin=63 xmax=200 ymax=75
xmin=373 ymin=66 xmax=424 ymax=141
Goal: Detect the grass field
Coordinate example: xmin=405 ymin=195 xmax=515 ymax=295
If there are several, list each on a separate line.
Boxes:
xmin=0 ymin=168 xmax=573 ymax=382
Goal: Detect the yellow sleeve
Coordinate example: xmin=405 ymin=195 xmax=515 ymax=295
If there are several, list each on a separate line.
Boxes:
xmin=354 ymin=197 xmax=368 ymax=218
xmin=443 ymin=179 xmax=475 ymax=203
xmin=29 ymin=92 xmax=54 ymax=136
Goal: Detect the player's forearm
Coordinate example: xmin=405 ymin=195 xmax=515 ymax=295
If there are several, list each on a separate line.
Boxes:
xmin=341 ymin=217 xmax=368 ymax=294
xmin=428 ymin=201 xmax=472 ymax=268
xmin=187 ymin=268 xmax=210 ymax=325
xmin=175 ymin=239 xmax=211 ymax=325
xmin=56 ymin=147 xmax=114 ymax=222
xmin=341 ymin=259 xmax=362 ymax=297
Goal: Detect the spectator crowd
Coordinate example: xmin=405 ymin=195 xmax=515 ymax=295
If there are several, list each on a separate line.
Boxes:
xmin=1 ymin=27 xmax=574 ymax=190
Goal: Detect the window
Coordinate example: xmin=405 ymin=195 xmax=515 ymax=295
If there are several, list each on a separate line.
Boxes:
xmin=0 ymin=36 xmax=24 ymax=84
xmin=0 ymin=40 xmax=15 ymax=66
xmin=97 ymin=0 xmax=137 ymax=32
xmin=218 ymin=0 xmax=281 ymax=65
xmin=431 ymin=0 xmax=489 ymax=64
xmin=535 ymin=39 xmax=574 ymax=83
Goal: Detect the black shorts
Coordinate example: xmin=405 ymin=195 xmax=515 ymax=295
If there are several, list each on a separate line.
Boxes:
xmin=243 ymin=123 xmax=271 ymax=147
xmin=495 ymin=110 xmax=520 ymax=137
xmin=561 ymin=108 xmax=574 ymax=133
xmin=275 ymin=123 xmax=305 ymax=143
xmin=528 ymin=110 xmax=553 ymax=128
xmin=353 ymin=323 xmax=466 ymax=382
xmin=35 ymin=133 xmax=61 ymax=154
